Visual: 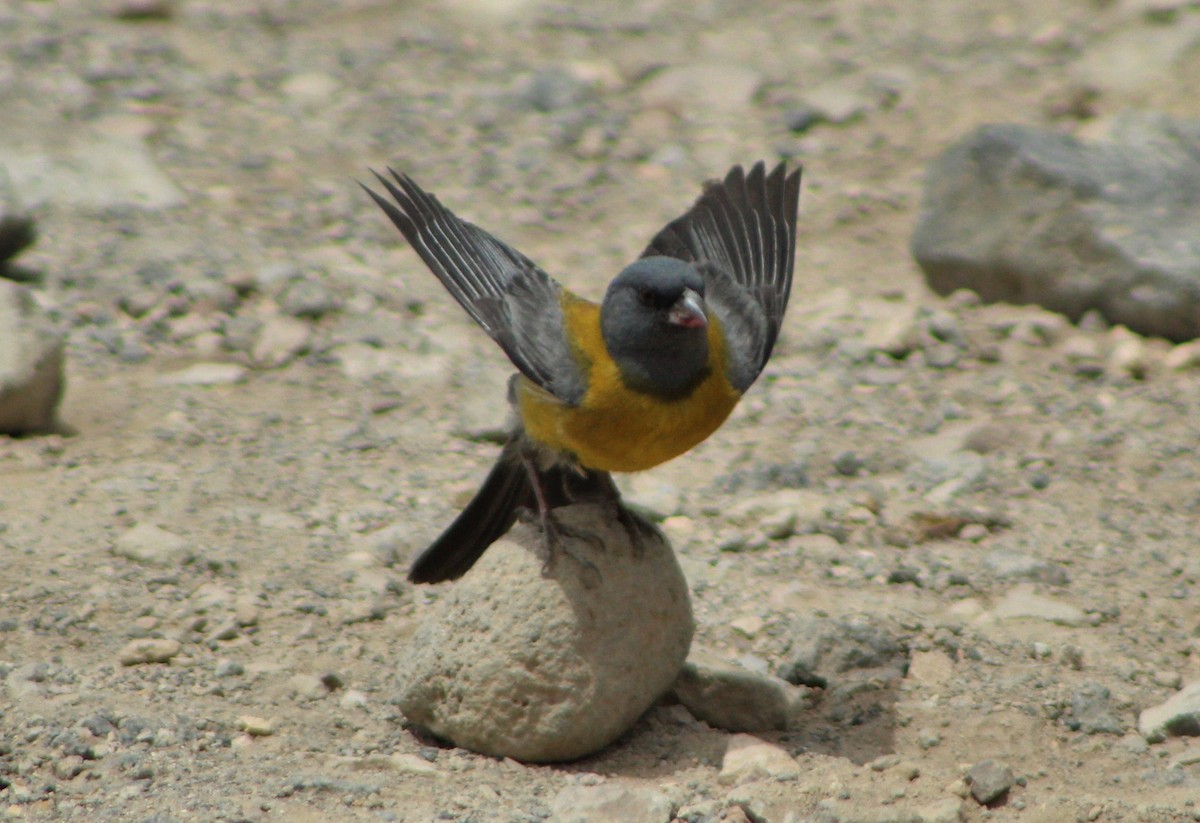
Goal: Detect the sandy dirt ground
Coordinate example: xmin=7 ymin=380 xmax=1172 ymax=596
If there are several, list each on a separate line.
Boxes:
xmin=3 ymin=0 xmax=1200 ymax=821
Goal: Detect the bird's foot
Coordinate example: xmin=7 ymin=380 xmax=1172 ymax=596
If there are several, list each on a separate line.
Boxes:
xmin=525 ymin=507 xmax=603 ymax=588
xmin=612 ymin=503 xmax=662 ymax=554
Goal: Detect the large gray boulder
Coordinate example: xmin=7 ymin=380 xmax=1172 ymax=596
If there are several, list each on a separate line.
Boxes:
xmin=0 ymin=280 xmax=65 ymax=435
xmin=396 ymin=504 xmax=694 ymax=763
xmin=911 ymin=113 xmax=1200 ymax=341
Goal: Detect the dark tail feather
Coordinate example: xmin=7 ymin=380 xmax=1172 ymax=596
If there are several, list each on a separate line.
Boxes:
xmin=408 ymin=440 xmax=534 ymax=584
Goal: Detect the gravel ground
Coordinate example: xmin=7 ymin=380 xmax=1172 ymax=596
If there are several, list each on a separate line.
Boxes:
xmin=3 ymin=1 xmax=1200 ymax=821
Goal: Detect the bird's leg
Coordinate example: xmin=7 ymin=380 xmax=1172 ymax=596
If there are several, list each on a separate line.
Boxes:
xmin=518 ymin=450 xmax=602 ymax=582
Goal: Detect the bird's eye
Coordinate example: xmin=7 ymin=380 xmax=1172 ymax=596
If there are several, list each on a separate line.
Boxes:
xmin=636 ymin=287 xmax=654 ymax=306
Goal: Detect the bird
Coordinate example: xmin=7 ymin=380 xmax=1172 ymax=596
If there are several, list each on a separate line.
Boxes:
xmin=362 ymin=161 xmax=802 ymax=584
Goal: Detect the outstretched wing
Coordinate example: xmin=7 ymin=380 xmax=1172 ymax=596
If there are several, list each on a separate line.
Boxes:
xmin=362 ymin=169 xmax=587 ymax=405
xmin=642 ymin=161 xmax=802 ymax=392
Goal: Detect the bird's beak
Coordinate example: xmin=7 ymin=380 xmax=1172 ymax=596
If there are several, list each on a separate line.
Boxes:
xmin=667 ymin=288 xmax=707 ymax=329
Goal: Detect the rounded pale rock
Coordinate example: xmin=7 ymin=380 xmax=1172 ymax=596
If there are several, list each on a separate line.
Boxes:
xmin=0 ymin=280 xmax=64 ymax=435
xmin=396 ymin=504 xmax=694 ymax=763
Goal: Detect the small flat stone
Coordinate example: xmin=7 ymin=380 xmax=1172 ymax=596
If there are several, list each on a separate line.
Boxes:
xmin=906 ymin=650 xmax=955 ymax=686
xmin=251 ymin=315 xmax=311 ymax=368
xmin=1069 ymin=682 xmax=1126 ymax=735
xmin=798 ymin=78 xmax=877 ymax=125
xmin=966 ymin=759 xmax=1014 ymax=805
xmin=718 ymin=734 xmax=800 ymax=785
xmin=286 ymin=674 xmax=328 ymax=701
xmin=214 ymin=659 xmax=244 ymax=678
xmin=639 ymin=63 xmax=761 ymax=116
xmin=549 ymin=782 xmax=676 ymax=823
xmin=983 ymin=549 xmax=1068 ymax=584
xmin=112 ymin=523 xmax=191 ymax=566
xmin=236 ymin=715 xmax=275 ymax=736
xmin=1164 ymin=340 xmax=1200 ymax=370
xmin=281 ymin=72 xmax=339 ymax=104
xmin=157 ymin=363 xmax=247 ymax=386
xmin=989 ymin=583 xmax=1087 ymax=626
xmin=118 ymin=638 xmax=181 ymax=666
xmin=380 ymin=753 xmax=437 ymax=775
xmin=339 ymin=689 xmax=368 ymax=709
xmin=1171 ymin=745 xmax=1200 ymax=767
xmin=919 ymin=797 xmax=965 ymax=823
xmin=673 ymin=653 xmax=809 ymax=733
xmin=0 ymin=133 xmax=185 ymax=209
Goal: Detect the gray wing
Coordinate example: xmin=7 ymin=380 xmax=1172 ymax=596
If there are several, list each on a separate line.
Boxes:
xmin=642 ymin=162 xmax=802 ymax=392
xmin=362 ymin=169 xmax=586 ymax=405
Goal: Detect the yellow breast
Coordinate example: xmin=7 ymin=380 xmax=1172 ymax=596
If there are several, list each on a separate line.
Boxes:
xmin=517 ymin=296 xmax=742 ymax=473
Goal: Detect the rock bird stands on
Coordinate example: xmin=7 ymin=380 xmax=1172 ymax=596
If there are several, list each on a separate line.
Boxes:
xmin=363 ymin=162 xmax=802 ymax=583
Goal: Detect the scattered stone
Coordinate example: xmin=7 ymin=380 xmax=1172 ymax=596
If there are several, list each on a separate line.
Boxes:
xmin=118 ymin=638 xmax=181 ymax=666
xmin=989 ymin=583 xmax=1087 ymax=627
xmin=51 ymin=755 xmax=85 ymax=780
xmin=718 ymin=734 xmax=800 ymax=785
xmin=911 ymin=113 xmax=1200 ymax=341
xmin=1152 ymin=670 xmax=1183 ymax=690
xmin=339 ymin=689 xmax=368 ymax=710
xmin=1107 ymin=330 xmax=1149 ymax=378
xmin=910 ymin=452 xmax=988 ymax=505
xmin=725 ymin=489 xmax=828 ymax=534
xmin=1139 ymin=680 xmax=1200 ymax=742
xmin=917 ymin=728 xmax=942 ymax=749
xmin=779 ymin=615 xmax=908 ymax=688
xmin=1068 ymin=682 xmax=1126 ymax=735
xmin=0 ymin=280 xmax=65 ymax=435
xmin=1164 ymin=340 xmax=1200 ymax=369
xmin=1171 ymin=745 xmax=1200 ymax=768
xmin=729 ymin=615 xmax=764 ymax=638
xmin=672 ymin=653 xmax=810 ymax=733
xmin=234 ymin=600 xmax=259 ymax=627
xmin=864 ymin=301 xmax=922 ymax=357
xmin=965 ymin=759 xmax=1015 ymax=805
xmin=640 ymin=63 xmax=761 ymax=116
xmin=832 ymin=450 xmax=864 ymax=477
xmin=281 ymin=72 xmax=339 ymax=106
xmin=719 ymin=806 xmax=754 ymax=823
xmin=515 ymin=66 xmax=595 ymax=113
xmin=287 ymin=674 xmax=328 ymax=701
xmin=983 ymin=549 xmax=1069 ymax=585
xmin=962 ymin=420 xmax=1024 ymax=455
xmin=251 ymin=315 xmax=311 ymax=368
xmin=549 ymin=782 xmax=675 ymax=823
xmin=0 ymin=132 xmax=184 ymax=209
xmin=1060 ymin=644 xmax=1086 ymax=670
xmin=112 ymin=523 xmax=191 ymax=566
xmin=250 ymin=261 xmax=301 ymax=293
xmin=1071 ymin=20 xmax=1200 ymax=96
xmin=918 ymin=797 xmax=965 ymax=823
xmin=396 ymin=505 xmax=693 ymax=762
xmin=869 ymin=754 xmax=902 ymax=771
xmin=792 ymin=78 xmax=878 ymax=127
xmin=619 ymin=473 xmax=684 ymax=520
xmin=214 ymin=659 xmax=244 ymax=678
xmin=236 ymin=715 xmax=275 ymax=737
xmin=5 ymin=662 xmax=50 ymax=701
xmin=905 ymin=650 xmax=955 ymax=687
xmin=279 ymin=278 xmax=339 ymax=319
xmin=157 ymin=363 xmax=248 ymax=386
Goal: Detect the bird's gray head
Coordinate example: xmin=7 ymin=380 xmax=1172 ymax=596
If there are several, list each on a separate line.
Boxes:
xmin=600 ymin=257 xmax=711 ymax=400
